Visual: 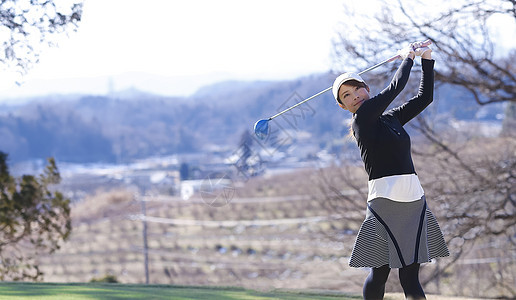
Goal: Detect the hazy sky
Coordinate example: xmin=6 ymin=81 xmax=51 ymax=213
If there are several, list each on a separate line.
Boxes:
xmin=0 ymin=0 xmax=346 ymax=100
xmin=0 ymin=0 xmax=514 ymax=101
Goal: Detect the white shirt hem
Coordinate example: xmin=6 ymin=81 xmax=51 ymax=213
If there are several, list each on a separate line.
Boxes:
xmin=367 ymin=174 xmax=424 ymax=202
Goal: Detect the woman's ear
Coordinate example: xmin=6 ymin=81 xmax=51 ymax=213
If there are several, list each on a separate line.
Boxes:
xmin=337 ymin=102 xmax=347 ymax=110
xmin=365 ymin=85 xmax=370 ymax=93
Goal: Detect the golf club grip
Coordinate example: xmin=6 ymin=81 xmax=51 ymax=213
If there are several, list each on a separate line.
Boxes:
xmin=419 ymin=39 xmax=432 ymax=47
xmin=379 ymin=39 xmax=433 ymax=65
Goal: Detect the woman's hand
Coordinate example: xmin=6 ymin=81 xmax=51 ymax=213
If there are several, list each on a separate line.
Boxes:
xmin=398 ymin=43 xmax=416 ymax=60
xmin=416 ymin=47 xmax=432 ymax=59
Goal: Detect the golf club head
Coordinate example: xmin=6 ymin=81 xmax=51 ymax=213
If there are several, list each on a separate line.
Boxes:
xmin=254 ymin=119 xmax=269 ymax=140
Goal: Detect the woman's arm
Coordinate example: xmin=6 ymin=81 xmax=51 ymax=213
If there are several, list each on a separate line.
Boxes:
xmin=355 ymin=57 xmax=414 ymax=121
xmin=390 ymin=58 xmax=435 ymax=125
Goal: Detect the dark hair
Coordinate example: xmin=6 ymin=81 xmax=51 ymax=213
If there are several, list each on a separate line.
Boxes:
xmin=336 ymin=80 xmax=368 ymax=104
xmin=339 ymin=80 xmax=367 ymax=142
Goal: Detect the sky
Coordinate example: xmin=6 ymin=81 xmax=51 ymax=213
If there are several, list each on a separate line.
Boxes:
xmin=0 ymin=0 xmax=515 ymax=101
xmin=0 ymin=0 xmax=346 ymax=100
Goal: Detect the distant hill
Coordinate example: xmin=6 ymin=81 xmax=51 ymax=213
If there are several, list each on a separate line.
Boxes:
xmin=0 ymin=72 xmax=505 ymax=163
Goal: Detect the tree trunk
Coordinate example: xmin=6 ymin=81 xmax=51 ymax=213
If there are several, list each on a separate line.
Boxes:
xmin=501 ymin=101 xmax=516 ymax=137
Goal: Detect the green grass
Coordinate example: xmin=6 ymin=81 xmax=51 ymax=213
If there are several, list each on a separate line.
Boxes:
xmin=0 ymin=282 xmax=361 ymax=299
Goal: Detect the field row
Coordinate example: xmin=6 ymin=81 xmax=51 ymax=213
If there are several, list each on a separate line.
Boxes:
xmin=38 ymin=198 xmax=362 ymax=291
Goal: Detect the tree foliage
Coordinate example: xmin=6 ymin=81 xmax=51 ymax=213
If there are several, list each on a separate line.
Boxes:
xmin=410 ymin=127 xmax=515 ymax=297
xmin=332 ymin=0 xmax=516 ymax=105
xmin=0 ymin=0 xmax=83 ymax=74
xmin=0 ymin=0 xmax=81 ymax=281
xmin=326 ymin=1 xmax=516 ymax=296
xmin=0 ymin=152 xmax=71 ymax=280
xmin=317 ymin=137 xmax=515 ymax=298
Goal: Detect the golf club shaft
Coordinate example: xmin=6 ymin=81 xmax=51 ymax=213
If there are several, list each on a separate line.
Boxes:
xmin=268 ymin=86 xmax=332 ymax=120
xmin=358 ymin=55 xmax=399 ymax=75
xmin=267 ymin=55 xmax=394 ymax=121
xmin=267 ymin=40 xmax=432 ymax=121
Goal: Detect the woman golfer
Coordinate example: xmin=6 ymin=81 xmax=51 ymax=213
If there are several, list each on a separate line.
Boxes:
xmin=332 ymin=43 xmax=449 ymax=299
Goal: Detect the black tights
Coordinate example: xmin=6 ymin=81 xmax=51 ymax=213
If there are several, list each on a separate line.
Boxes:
xmin=363 ymin=263 xmax=426 ymax=300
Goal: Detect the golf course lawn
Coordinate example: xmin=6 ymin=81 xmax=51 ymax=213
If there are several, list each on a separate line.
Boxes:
xmin=0 ymin=282 xmax=361 ymax=299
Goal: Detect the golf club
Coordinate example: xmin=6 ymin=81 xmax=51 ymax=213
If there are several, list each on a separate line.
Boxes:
xmin=254 ymin=40 xmax=432 ymax=139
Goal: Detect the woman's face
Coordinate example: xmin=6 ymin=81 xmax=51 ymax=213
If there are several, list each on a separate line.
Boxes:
xmin=338 ymin=82 xmax=370 ymax=113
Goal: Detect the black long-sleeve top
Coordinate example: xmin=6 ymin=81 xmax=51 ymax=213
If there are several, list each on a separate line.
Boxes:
xmin=352 ymin=58 xmax=434 ymax=181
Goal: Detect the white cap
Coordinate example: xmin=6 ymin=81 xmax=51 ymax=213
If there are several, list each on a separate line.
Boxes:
xmin=332 ymin=72 xmax=365 ymax=102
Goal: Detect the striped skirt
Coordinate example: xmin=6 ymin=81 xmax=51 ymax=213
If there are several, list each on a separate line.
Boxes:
xmin=349 ymin=196 xmax=449 ymax=269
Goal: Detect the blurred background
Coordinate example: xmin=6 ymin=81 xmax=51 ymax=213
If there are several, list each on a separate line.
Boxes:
xmin=0 ymin=0 xmax=514 ymax=298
